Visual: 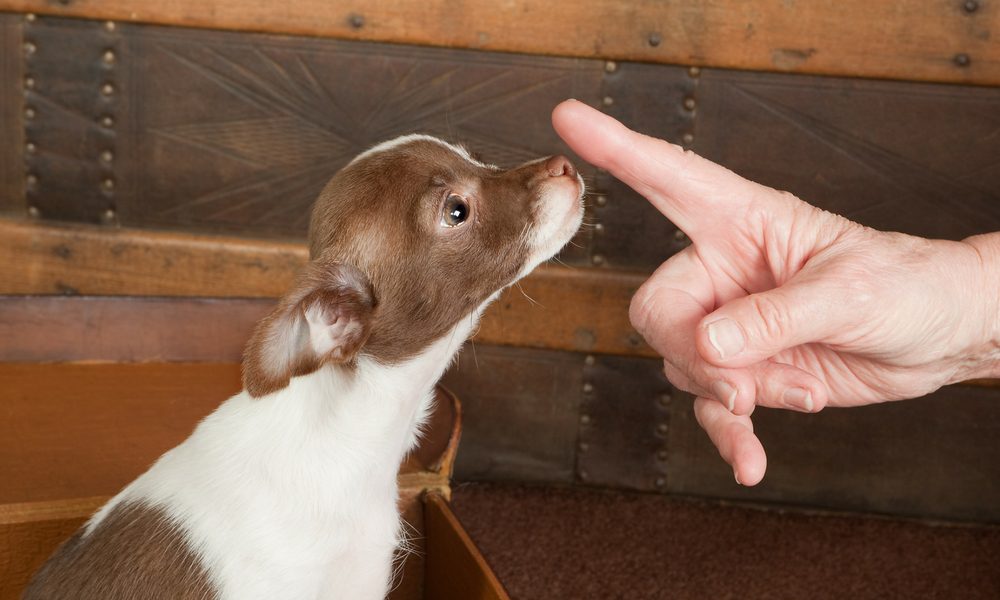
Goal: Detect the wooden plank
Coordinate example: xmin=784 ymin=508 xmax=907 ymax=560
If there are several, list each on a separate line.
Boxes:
xmin=693 ymin=69 xmax=1000 ymax=242
xmin=1 ymin=1 xmax=997 ymax=86
xmin=0 ymin=13 xmax=23 ymax=216
xmin=0 ymin=296 xmax=272 ymax=363
xmin=0 ymin=219 xmax=652 ymax=357
xmin=0 ymin=363 xmax=460 ymax=504
xmin=0 ymin=362 xmax=241 ymax=504
xmin=0 ymin=218 xmax=307 ymax=297
xmin=593 ymin=61 xmax=694 ymax=271
xmin=20 ymin=17 xmax=119 ymax=224
xmin=576 ymin=355 xmax=673 ymax=492
xmin=0 ymin=503 xmax=94 ymax=600
xmin=16 ymin=16 xmax=599 ymax=254
xmin=424 ymin=493 xmax=510 ymax=600
xmin=667 ymin=385 xmax=1000 ymax=522
xmin=442 ymin=344 xmax=584 ymax=484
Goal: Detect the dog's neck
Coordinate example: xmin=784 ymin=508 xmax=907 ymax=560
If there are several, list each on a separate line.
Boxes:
xmin=246 ymin=310 xmax=479 ymax=466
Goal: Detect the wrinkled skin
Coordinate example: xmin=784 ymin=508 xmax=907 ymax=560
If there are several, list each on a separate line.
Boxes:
xmin=553 ymin=100 xmax=1000 ymax=485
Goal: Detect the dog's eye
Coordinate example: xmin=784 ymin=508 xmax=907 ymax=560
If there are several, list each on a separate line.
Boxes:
xmin=441 ymin=194 xmax=469 ymax=227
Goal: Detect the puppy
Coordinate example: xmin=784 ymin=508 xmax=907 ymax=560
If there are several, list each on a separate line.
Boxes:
xmin=25 ymin=134 xmax=584 ymax=600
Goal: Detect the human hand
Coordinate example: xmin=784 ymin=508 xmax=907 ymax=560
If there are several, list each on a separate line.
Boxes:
xmin=552 ymin=99 xmax=1000 ymax=485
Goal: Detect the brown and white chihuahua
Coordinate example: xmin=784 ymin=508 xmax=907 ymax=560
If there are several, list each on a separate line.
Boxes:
xmin=26 ymin=135 xmax=584 ymax=600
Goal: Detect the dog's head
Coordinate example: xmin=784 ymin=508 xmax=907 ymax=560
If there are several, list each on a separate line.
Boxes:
xmin=243 ymin=135 xmax=584 ymax=396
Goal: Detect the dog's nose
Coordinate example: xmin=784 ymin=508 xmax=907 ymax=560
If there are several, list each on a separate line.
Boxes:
xmin=545 ymin=155 xmax=576 ymax=178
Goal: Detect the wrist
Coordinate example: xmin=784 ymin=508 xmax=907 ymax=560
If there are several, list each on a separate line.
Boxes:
xmin=954 ymin=233 xmax=1000 ymax=382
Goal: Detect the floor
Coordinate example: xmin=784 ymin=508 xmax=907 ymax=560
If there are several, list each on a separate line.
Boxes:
xmin=450 ymin=482 xmax=1000 ymax=600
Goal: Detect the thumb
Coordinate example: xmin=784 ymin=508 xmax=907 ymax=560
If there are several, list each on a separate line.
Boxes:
xmin=696 ymin=281 xmax=849 ymax=368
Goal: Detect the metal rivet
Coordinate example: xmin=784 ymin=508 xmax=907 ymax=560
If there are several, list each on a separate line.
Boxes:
xmin=102 ymin=50 xmax=116 ymax=64
xmin=101 ymin=83 xmax=115 ymax=96
xmin=594 ymin=223 xmax=605 ymax=235
xmin=24 ymin=107 xmax=36 ymax=120
xmin=648 ymin=32 xmax=662 ymax=47
xmin=101 ymin=178 xmax=115 ymax=191
xmin=657 ymin=449 xmax=668 ymax=461
xmin=683 ymin=97 xmax=696 ymax=111
xmin=25 ymin=76 xmax=36 ymax=90
xmin=100 ymin=150 xmax=114 ymax=163
xmin=579 ymin=442 xmax=590 ymax=453
xmin=688 ymin=66 xmax=701 ymax=77
xmin=26 ymin=142 xmax=37 ymax=154
xmin=348 ymin=14 xmax=365 ymax=28
xmin=681 ymin=133 xmax=695 ymax=145
xmin=27 ymin=205 xmax=40 ymax=218
xmin=627 ymin=333 xmax=642 ymax=347
xmin=104 ymin=21 xmax=116 ymax=33
xmin=26 ymin=173 xmax=38 ymax=186
xmin=655 ymin=477 xmax=666 ymax=488
xmin=578 ymin=470 xmax=589 ymax=481
xmin=23 ymin=41 xmax=36 ymax=56
xmin=25 ymin=13 xmax=36 ymax=23
xmin=954 ymin=53 xmax=971 ymax=67
xmin=580 ymin=414 xmax=591 ymax=425
xmin=101 ymin=208 xmax=117 ymax=224
xmin=658 ymin=393 xmax=672 ymax=408
xmin=963 ymin=1 xmax=979 ymax=13
xmin=604 ymin=60 xmax=618 ymax=73
xmin=591 ymin=254 xmax=605 ymax=266
xmin=673 ymin=229 xmax=689 ymax=243
xmin=584 ymin=354 xmax=595 ymax=366
xmin=100 ymin=115 xmax=114 ymax=128
xmin=602 ymin=95 xmax=614 ymax=107
xmin=595 ymin=194 xmax=608 ymax=207
xmin=657 ymin=422 xmax=669 ymax=435
xmin=583 ymin=382 xmax=594 ymax=394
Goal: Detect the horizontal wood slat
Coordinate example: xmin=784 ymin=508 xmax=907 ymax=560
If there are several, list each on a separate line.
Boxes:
xmin=0 ymin=363 xmax=459 ymax=504
xmin=0 ymin=219 xmax=652 ymax=358
xmin=2 ymin=1 xmax=997 ymax=86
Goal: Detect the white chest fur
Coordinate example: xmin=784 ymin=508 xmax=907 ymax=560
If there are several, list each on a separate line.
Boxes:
xmin=85 ymin=318 xmax=475 ymax=600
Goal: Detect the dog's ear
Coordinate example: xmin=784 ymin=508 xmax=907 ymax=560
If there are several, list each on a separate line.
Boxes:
xmin=242 ymin=259 xmax=375 ymax=398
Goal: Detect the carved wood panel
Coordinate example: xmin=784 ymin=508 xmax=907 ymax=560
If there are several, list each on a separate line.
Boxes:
xmin=119 ymin=23 xmax=604 ymax=254
xmin=694 ymin=69 xmax=1000 ymax=240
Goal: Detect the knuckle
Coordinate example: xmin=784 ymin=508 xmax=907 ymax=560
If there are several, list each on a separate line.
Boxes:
xmin=746 ymin=294 xmax=789 ymax=345
xmin=629 ymin=281 xmax=659 ymax=333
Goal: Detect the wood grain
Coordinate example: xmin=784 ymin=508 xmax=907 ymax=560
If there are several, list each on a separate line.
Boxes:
xmin=0 ymin=13 xmax=23 ymax=217
xmin=424 ymin=493 xmax=510 ymax=600
xmin=0 ymin=363 xmax=460 ymax=504
xmin=1 ymin=1 xmax=997 ymax=85
xmin=0 ymin=296 xmax=272 ymax=363
xmin=0 ymin=219 xmax=652 ymax=357
xmin=667 ymin=385 xmax=1000 ymax=522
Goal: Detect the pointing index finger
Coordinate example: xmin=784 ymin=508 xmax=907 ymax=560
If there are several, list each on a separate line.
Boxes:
xmin=551 ymin=99 xmax=753 ymax=242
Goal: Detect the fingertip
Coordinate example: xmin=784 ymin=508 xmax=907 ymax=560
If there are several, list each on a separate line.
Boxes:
xmin=732 ymin=429 xmax=767 ymax=486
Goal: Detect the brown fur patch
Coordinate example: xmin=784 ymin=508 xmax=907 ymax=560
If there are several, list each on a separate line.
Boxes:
xmin=24 ymin=502 xmax=215 ymax=600
xmin=242 ymin=260 xmax=374 ymax=397
xmin=308 ymin=140 xmax=559 ymax=364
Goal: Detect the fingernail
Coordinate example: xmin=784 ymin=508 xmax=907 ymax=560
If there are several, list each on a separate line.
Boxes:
xmin=711 ymin=380 xmax=737 ymax=412
xmin=782 ymin=387 xmax=814 ymax=412
xmin=705 ymin=319 xmax=745 ymax=360
xmin=734 ymin=471 xmax=742 ymax=486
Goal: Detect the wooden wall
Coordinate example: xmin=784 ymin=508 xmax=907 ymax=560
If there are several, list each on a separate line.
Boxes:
xmin=1 ymin=5 xmax=999 ymax=523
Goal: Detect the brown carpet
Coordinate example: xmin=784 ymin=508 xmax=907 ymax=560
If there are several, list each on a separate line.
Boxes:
xmin=450 ymin=482 xmax=1000 ymax=600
